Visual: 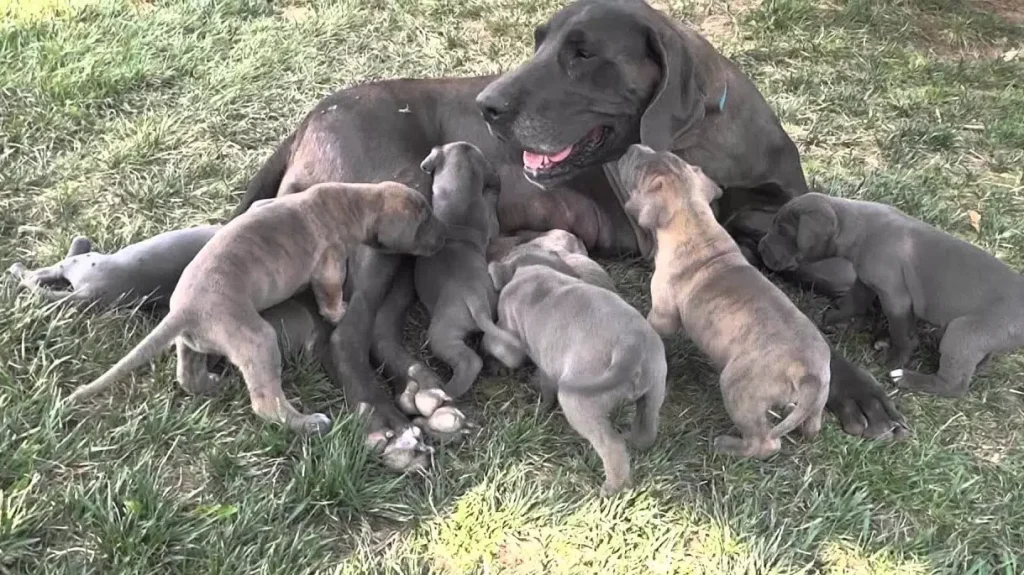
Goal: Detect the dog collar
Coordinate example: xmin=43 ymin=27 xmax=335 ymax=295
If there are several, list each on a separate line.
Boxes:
xmin=718 ymin=83 xmax=728 ymax=112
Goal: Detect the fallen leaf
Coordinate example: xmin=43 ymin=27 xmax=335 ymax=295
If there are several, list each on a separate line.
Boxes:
xmin=968 ymin=210 xmax=981 ymax=232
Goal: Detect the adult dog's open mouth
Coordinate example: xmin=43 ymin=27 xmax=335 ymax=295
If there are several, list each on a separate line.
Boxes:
xmin=522 ymin=126 xmax=610 ymax=182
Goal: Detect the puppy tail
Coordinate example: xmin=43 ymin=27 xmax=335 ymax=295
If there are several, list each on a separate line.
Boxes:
xmin=468 ymin=302 xmax=521 ymax=351
xmin=65 ymin=313 xmax=188 ymax=404
xmin=767 ymin=374 xmax=828 ymax=441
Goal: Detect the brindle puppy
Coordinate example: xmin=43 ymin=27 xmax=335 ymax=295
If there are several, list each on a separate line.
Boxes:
xmin=65 ymin=182 xmax=446 ymax=436
xmin=618 ymin=144 xmax=830 ymax=459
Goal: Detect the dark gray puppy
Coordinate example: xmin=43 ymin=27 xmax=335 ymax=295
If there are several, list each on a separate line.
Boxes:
xmin=759 ymin=192 xmax=1024 ymax=398
xmin=483 ymin=255 xmax=667 ymax=496
xmin=413 ymin=142 xmax=509 ymax=399
xmin=9 ymin=226 xmax=221 ymax=308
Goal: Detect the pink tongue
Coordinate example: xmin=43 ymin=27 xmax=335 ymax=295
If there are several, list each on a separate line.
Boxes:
xmin=523 ymin=144 xmax=574 ymax=171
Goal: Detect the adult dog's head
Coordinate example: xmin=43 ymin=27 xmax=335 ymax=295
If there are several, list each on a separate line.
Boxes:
xmin=758 ymin=193 xmax=840 ymax=272
xmin=476 ymin=0 xmax=708 ymax=187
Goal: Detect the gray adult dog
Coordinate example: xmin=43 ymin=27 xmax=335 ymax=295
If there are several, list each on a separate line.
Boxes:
xmin=618 ymin=145 xmax=830 ymax=458
xmin=412 ymin=142 xmax=505 ymax=400
xmin=487 ymin=229 xmax=617 ymax=292
xmin=226 ymin=0 xmax=903 ymax=465
xmin=9 ymin=226 xmax=221 ymax=307
xmin=484 ymin=255 xmax=667 ymax=495
xmin=758 ymin=192 xmax=1024 ymax=398
xmin=65 ymin=182 xmax=446 ymax=437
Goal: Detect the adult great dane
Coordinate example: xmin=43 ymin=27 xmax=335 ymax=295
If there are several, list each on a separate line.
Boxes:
xmin=233 ymin=0 xmax=907 ymax=469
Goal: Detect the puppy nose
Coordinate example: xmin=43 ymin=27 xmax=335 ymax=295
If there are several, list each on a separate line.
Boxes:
xmin=476 ymin=90 xmax=514 ymax=125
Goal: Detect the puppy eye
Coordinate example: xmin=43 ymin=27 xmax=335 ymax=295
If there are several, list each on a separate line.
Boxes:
xmin=575 ymin=48 xmax=593 ymax=60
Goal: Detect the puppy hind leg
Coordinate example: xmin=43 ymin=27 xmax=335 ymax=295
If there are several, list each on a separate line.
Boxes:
xmin=311 ymin=247 xmax=348 ymax=323
xmin=714 ymin=376 xmax=779 ymax=459
xmin=558 ymin=389 xmax=632 ymax=496
xmin=626 ymin=376 xmax=666 ymax=451
xmin=176 ymin=343 xmax=223 ymax=396
xmin=894 ymin=309 xmax=1016 ymax=398
xmin=427 ymin=317 xmax=482 ymax=399
xmin=224 ymin=315 xmax=331 ymax=435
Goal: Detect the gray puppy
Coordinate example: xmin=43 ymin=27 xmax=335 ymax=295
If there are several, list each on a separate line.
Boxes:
xmin=618 ymin=145 xmax=830 ymax=459
xmin=487 ymin=229 xmax=616 ymax=292
xmin=64 ymin=182 xmax=446 ymax=435
xmin=9 ymin=226 xmax=221 ymax=308
xmin=759 ymin=192 xmax=1024 ymax=398
xmin=413 ymin=142 xmax=508 ymax=398
xmin=484 ymin=254 xmax=667 ymax=496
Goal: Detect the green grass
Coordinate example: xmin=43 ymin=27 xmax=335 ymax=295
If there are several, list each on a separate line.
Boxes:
xmin=2 ymin=0 xmax=1023 ymax=572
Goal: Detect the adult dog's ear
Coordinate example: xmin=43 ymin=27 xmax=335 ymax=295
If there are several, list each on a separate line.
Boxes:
xmin=640 ymin=19 xmax=705 ymax=152
xmin=420 ymin=146 xmax=443 ymax=174
xmin=488 ymin=262 xmax=513 ymax=291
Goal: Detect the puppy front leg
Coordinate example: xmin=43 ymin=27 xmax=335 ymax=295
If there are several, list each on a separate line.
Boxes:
xmin=647 ymin=284 xmax=681 ymax=337
xmin=482 ymin=329 xmax=527 ymax=369
xmin=876 ymin=287 xmax=918 ymax=368
xmin=312 ymin=247 xmax=348 ymax=324
xmin=823 ymin=280 xmax=876 ymax=326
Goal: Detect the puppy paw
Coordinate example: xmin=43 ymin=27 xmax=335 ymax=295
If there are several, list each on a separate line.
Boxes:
xmin=302 ymin=413 xmax=332 ymax=436
xmin=321 ymin=302 xmax=347 ymax=324
xmin=381 ymin=426 xmax=434 ymax=472
xmin=425 ymin=405 xmax=466 ymax=434
xmin=7 ymin=263 xmax=27 ymax=280
xmin=883 ymin=348 xmax=909 ymax=369
xmin=599 ymin=476 xmax=633 ymax=497
xmin=889 ymin=369 xmax=904 ymax=383
xmin=415 ymin=387 xmax=451 ymax=418
xmin=822 ymin=309 xmax=851 ymax=326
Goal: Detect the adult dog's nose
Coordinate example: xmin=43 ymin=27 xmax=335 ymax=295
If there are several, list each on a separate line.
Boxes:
xmin=475 ymin=88 xmax=514 ymax=125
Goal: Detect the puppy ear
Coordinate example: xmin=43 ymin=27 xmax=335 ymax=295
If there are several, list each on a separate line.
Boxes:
xmin=701 ymin=180 xmax=723 ymax=204
xmin=420 ymin=147 xmax=443 ymax=174
xmin=488 ymin=262 xmax=513 ymax=291
xmin=627 ymin=192 xmax=672 ymax=231
xmin=640 ymin=20 xmax=705 ymax=152
xmin=796 ymin=204 xmax=838 ymax=255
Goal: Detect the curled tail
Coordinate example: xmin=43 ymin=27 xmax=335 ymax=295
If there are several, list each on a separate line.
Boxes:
xmin=65 ymin=313 xmax=188 ymax=403
xmin=229 ymin=132 xmax=294 ymax=221
xmin=467 ymin=301 xmax=521 ymax=352
xmin=768 ymin=374 xmax=828 ymax=440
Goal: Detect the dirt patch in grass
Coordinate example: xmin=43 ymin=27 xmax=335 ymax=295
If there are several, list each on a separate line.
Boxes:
xmin=972 ymin=0 xmax=1024 ymax=24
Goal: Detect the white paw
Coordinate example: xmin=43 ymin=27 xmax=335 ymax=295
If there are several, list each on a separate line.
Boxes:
xmin=426 ymin=406 xmax=466 ymax=433
xmin=873 ymin=339 xmax=891 ymax=351
xmin=889 ymin=369 xmax=904 ymax=382
xmin=397 ymin=380 xmax=419 ymax=415
xmin=414 ymin=387 xmax=450 ymax=417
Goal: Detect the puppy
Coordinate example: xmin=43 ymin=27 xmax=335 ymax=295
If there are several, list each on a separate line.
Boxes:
xmin=9 ymin=226 xmax=221 ymax=308
xmin=759 ymin=192 xmax=1024 ymax=398
xmin=484 ymin=251 xmax=667 ymax=496
xmin=413 ymin=142 xmax=508 ymax=398
xmin=65 ymin=182 xmax=446 ymax=435
xmin=618 ymin=144 xmax=830 ymax=459
xmin=487 ymin=229 xmax=616 ymax=292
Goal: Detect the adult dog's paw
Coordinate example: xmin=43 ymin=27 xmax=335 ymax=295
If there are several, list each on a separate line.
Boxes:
xmin=827 ymin=378 xmax=910 ymax=441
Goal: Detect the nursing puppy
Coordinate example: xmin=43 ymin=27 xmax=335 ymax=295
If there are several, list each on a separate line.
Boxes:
xmin=759 ymin=192 xmax=1024 ymax=398
xmin=65 ymin=182 xmax=446 ymax=435
xmin=487 ymin=229 xmax=616 ymax=292
xmin=9 ymin=226 xmax=221 ymax=308
xmin=618 ymin=145 xmax=830 ymax=459
xmin=413 ymin=142 xmax=506 ymax=398
xmin=484 ymin=251 xmax=667 ymax=496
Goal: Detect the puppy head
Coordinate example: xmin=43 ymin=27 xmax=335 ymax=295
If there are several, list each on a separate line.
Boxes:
xmin=490 ymin=248 xmax=579 ymax=291
xmin=758 ymin=193 xmax=839 ymax=271
xmin=421 ymin=142 xmax=501 ymax=206
xmin=617 ymin=144 xmax=720 ymax=231
xmin=526 ymin=229 xmax=588 ymax=256
xmin=373 ymin=183 xmax=447 ymax=256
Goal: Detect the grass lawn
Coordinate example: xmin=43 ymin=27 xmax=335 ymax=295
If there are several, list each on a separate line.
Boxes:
xmin=2 ymin=0 xmax=1024 ymax=572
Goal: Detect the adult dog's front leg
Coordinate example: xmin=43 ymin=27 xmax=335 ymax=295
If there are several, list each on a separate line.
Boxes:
xmin=312 ymin=246 xmax=348 ymax=323
xmin=327 ymin=249 xmax=431 ymax=471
